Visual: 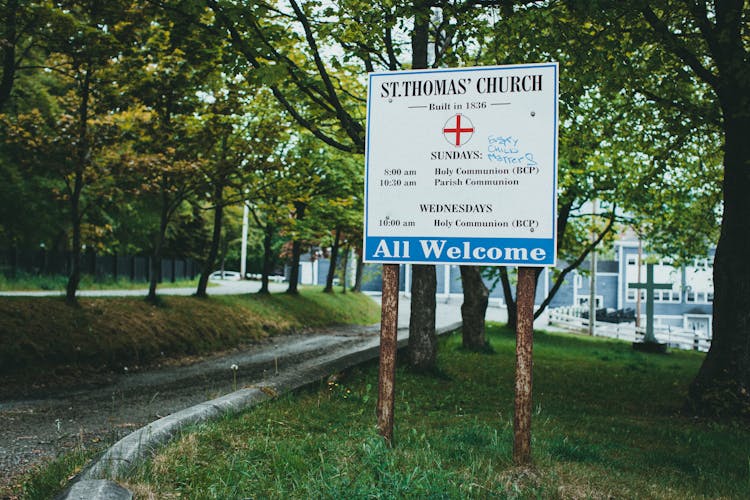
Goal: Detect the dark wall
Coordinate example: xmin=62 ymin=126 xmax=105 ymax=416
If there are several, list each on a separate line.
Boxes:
xmin=0 ymin=248 xmax=199 ymax=282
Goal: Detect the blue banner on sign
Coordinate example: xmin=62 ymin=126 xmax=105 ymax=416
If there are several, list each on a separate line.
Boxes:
xmin=365 ymin=236 xmax=555 ymax=266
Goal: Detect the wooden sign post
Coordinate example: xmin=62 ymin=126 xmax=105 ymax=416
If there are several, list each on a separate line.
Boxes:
xmin=513 ymin=267 xmax=537 ymax=464
xmin=376 ymin=264 xmax=400 ymax=444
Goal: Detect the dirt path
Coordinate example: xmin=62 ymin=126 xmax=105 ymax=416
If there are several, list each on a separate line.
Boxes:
xmin=0 ymin=325 xmax=378 ymax=495
xmin=0 ymin=293 xmax=490 ymax=496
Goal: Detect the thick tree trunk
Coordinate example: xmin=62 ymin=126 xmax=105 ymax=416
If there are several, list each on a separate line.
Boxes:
xmin=499 ymin=266 xmax=517 ymax=330
xmin=409 ymin=264 xmax=437 ymax=370
xmin=259 ymin=223 xmax=274 ymax=295
xmin=688 ymin=111 xmax=750 ymax=417
xmin=324 ymin=227 xmax=341 ymax=293
xmin=459 ymin=265 xmax=489 ymax=350
xmin=196 ymin=185 xmax=224 ymax=298
xmin=406 ymin=0 xmax=437 ymax=370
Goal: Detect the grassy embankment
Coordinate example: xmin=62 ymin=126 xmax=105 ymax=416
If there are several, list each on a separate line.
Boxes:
xmin=118 ymin=325 xmax=750 ymax=499
xmin=0 ymin=288 xmax=381 ymax=397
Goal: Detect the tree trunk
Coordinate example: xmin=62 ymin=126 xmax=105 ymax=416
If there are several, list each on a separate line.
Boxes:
xmin=65 ymin=172 xmax=83 ymax=305
xmin=196 ymin=184 xmax=224 ymax=298
xmin=65 ymin=62 xmax=92 ymax=305
xmin=259 ymin=223 xmax=275 ymax=295
xmin=688 ymin=110 xmax=750 ymax=417
xmin=406 ymin=0 xmax=437 ymax=370
xmin=460 ymin=265 xmax=489 ymax=350
xmin=352 ymin=249 xmax=364 ymax=293
xmin=324 ymin=226 xmax=341 ymax=293
xmin=147 ymin=193 xmax=169 ymax=303
xmin=287 ymin=240 xmax=302 ymax=294
xmin=499 ymin=266 xmax=517 ymax=330
xmin=409 ymin=264 xmax=437 ymax=370
xmin=340 ymin=244 xmax=349 ymax=294
xmin=286 ymin=203 xmax=306 ymax=295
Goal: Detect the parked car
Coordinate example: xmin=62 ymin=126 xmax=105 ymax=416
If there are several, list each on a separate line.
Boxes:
xmin=208 ymin=270 xmax=242 ymax=281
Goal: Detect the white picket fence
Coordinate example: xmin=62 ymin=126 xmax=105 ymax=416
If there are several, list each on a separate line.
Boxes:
xmin=548 ymin=306 xmax=712 ymax=352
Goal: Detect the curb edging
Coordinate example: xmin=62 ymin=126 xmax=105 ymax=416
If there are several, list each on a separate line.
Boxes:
xmin=57 ymin=322 xmax=462 ymax=499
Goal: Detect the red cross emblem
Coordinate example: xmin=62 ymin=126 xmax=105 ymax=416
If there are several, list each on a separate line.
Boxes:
xmin=443 ymin=114 xmax=474 ymax=147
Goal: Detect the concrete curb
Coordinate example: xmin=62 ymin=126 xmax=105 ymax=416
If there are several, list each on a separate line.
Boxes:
xmin=58 ymin=322 xmax=462 ymax=499
xmin=54 ymin=480 xmax=132 ymax=500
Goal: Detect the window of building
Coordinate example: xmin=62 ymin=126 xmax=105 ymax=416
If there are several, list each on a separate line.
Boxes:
xmin=626 ymin=289 xmax=646 ymax=302
xmin=578 ymin=296 xmax=603 ymax=308
xmin=654 ymin=289 xmax=680 ymax=302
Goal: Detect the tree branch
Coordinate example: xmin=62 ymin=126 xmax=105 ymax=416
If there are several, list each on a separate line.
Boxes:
xmin=206 ymin=0 xmax=361 ymax=153
xmin=533 ymin=207 xmax=617 ymax=319
xmin=383 ymin=8 xmax=401 ymax=70
xmin=288 ymin=0 xmax=365 ymax=147
xmin=640 ymin=4 xmax=719 ymax=90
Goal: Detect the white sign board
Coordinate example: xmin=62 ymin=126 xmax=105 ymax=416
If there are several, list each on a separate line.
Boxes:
xmin=364 ymin=63 xmax=558 ymax=266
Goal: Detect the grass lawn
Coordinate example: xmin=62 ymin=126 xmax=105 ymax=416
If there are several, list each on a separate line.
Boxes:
xmin=123 ymin=325 xmax=750 ymax=499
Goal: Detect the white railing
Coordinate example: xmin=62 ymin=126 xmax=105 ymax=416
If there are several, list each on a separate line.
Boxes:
xmin=548 ymin=307 xmax=712 ymax=352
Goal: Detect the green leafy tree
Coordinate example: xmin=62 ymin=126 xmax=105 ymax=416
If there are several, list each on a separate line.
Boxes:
xmin=273 ymin=135 xmax=357 ymax=294
xmin=203 ymin=0 xmax=501 ymax=367
xmin=192 ymin=85 xmax=290 ymax=297
xmin=115 ymin=4 xmax=221 ymax=302
xmin=1 ymin=0 xmax=138 ymax=302
xmin=504 ymin=0 xmax=747 ymax=417
xmin=0 ymin=0 xmax=50 ymax=110
xmin=464 ymin=2 xmax=720 ymax=336
xmin=587 ymin=0 xmax=750 ymax=418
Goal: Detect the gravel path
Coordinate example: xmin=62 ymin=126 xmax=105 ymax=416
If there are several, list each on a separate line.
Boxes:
xmin=0 ymin=325 xmax=378 ymax=494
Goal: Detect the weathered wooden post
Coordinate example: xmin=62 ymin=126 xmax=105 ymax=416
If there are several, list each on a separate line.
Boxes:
xmin=513 ymin=267 xmax=537 ymax=464
xmin=376 ymin=264 xmax=400 ymax=444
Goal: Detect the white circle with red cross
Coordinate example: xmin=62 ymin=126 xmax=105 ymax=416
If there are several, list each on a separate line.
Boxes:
xmin=442 ymin=113 xmax=475 ymax=147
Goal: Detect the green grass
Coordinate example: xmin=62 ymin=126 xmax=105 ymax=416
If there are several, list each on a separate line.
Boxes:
xmin=123 ymin=325 xmax=750 ymax=499
xmin=0 ymin=289 xmax=380 ymax=396
xmin=0 ymin=272 xmax=204 ymax=291
xmin=15 ymin=443 xmax=102 ymax=500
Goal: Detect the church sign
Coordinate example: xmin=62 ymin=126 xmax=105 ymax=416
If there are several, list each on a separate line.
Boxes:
xmin=364 ymin=63 xmax=559 ymax=266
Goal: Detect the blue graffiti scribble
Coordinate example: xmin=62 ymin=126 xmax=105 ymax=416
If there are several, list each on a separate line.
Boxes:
xmin=487 ymin=135 xmax=538 ymax=167
xmin=488 ymin=135 xmax=519 ymax=153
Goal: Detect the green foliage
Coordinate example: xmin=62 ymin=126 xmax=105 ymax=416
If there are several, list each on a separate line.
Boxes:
xmin=1 ymin=0 xmax=727 ymax=276
xmin=555 ymin=1 xmax=724 ymax=259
